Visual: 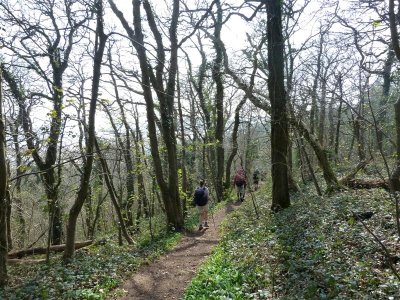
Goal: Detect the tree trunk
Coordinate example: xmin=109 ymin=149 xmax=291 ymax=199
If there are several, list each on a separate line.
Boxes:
xmin=134 ymin=114 xmax=150 ymax=218
xmin=328 ymin=89 xmax=336 ymax=151
xmin=63 ymin=1 xmax=107 ymax=261
xmin=107 ymin=50 xmax=135 ymax=228
xmin=131 ymin=113 xmax=150 ymax=229
xmin=213 ymin=0 xmax=225 ymax=202
xmin=43 ymin=170 xmax=62 ymax=246
xmin=5 ymin=189 xmax=11 ymax=251
xmin=377 ymin=50 xmax=394 ymax=150
xmin=310 ymin=29 xmax=324 ymax=136
xmin=267 ymin=0 xmax=290 ymax=211
xmin=318 ymin=78 xmax=327 ymax=146
xmin=221 ymin=42 xmax=339 ymax=195
xmin=109 ymin=0 xmax=183 ymax=230
xmin=147 ymin=0 xmax=183 ymax=230
xmin=295 ymin=137 xmax=308 ymax=184
xmin=102 ymin=104 xmax=135 ymax=227
xmin=0 ymin=64 xmax=8 ymax=287
xmin=340 ymin=159 xmax=371 ymax=186
xmin=334 ymin=74 xmax=344 ymax=161
xmin=355 ymin=73 xmax=366 ymax=161
xmin=390 ymin=99 xmax=400 ymax=233
xmin=189 ymin=36 xmax=214 ymax=184
xmin=2 ymin=58 xmax=64 ymax=246
xmin=176 ymin=73 xmax=189 ymax=214
xmin=225 ymin=97 xmax=247 ymax=189
xmin=9 ymin=240 xmax=93 ymax=259
xmin=244 ymin=118 xmax=252 ymax=175
xmin=9 ymin=121 xmax=26 ymax=247
xmin=88 ymin=169 xmax=106 ymax=240
xmin=287 ymin=138 xmax=299 ymax=193
xmin=387 ymin=0 xmax=400 ymax=237
xmin=94 ymin=138 xmax=133 ymax=245
xmin=353 ymin=115 xmax=366 ymax=161
xmin=293 ymin=116 xmax=340 ymax=192
xmin=299 ymin=137 xmax=322 ymax=196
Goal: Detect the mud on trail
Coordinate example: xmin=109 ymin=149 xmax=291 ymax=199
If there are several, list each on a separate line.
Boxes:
xmin=109 ymin=202 xmax=240 ymax=300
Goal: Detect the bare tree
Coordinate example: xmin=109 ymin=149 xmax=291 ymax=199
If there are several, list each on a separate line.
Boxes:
xmin=63 ymin=0 xmax=108 ymax=261
xmin=184 ymin=40 xmax=216 ymax=195
xmin=0 ymin=0 xmax=89 ymax=245
xmin=94 ymin=137 xmax=134 ymax=245
xmin=109 ymin=0 xmax=183 ymax=230
xmin=8 ymin=118 xmax=26 ymax=248
xmin=104 ymin=47 xmax=136 ymax=228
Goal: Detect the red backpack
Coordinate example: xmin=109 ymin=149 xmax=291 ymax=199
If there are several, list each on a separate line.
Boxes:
xmin=234 ymin=172 xmax=246 ymax=186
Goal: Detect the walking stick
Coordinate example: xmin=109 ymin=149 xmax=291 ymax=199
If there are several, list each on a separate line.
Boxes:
xmin=248 ymin=187 xmax=260 ymax=219
xmin=209 ymin=199 xmax=216 ymax=227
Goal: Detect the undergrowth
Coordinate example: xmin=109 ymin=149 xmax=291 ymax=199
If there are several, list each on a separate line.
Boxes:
xmin=184 ymin=183 xmax=400 ymax=299
xmin=0 ymin=191 xmax=229 ymax=299
xmin=1 ymin=231 xmax=182 ymax=300
xmin=0 ymin=208 xmax=203 ymax=299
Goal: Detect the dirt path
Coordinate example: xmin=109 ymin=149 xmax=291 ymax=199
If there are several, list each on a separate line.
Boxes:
xmin=112 ymin=201 xmax=240 ymax=300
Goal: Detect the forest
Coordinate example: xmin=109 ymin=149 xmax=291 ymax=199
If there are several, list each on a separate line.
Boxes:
xmin=0 ymin=0 xmax=400 ymax=298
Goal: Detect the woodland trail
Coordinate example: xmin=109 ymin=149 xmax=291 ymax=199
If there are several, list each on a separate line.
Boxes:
xmin=110 ymin=201 xmax=241 ymax=300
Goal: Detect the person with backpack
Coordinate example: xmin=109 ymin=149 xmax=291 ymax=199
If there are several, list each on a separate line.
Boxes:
xmin=233 ymin=168 xmax=246 ymax=202
xmin=193 ymin=180 xmax=209 ymax=230
xmin=253 ymin=168 xmax=260 ymax=191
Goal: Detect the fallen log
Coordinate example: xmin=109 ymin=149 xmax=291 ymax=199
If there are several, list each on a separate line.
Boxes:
xmin=342 ymin=178 xmax=389 ymax=190
xmin=8 ymin=240 xmax=93 ymax=259
xmin=8 ymin=258 xmax=46 ymax=265
xmin=339 ymin=159 xmax=371 ymax=185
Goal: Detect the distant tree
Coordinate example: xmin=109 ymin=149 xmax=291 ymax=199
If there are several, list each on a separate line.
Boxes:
xmin=185 ymin=36 xmax=212 ymax=185
xmin=94 ymin=137 xmax=134 ymax=245
xmin=337 ymin=3 xmax=395 ymax=154
xmin=334 ymin=73 xmax=344 ymax=161
xmin=220 ymin=31 xmax=340 ymax=193
xmin=8 ymin=116 xmax=26 ymax=248
xmin=101 ymin=65 xmax=134 ymax=228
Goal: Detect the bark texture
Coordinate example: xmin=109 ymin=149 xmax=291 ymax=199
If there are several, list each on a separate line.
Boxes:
xmin=267 ymin=0 xmax=290 ymax=210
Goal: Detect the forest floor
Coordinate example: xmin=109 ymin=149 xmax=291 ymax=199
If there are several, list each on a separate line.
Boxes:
xmin=108 ymin=200 xmax=241 ymax=300
xmin=4 ymin=180 xmax=398 ymax=299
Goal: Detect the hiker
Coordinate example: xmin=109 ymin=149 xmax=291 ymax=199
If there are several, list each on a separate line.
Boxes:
xmin=233 ymin=168 xmax=246 ymax=202
xmin=193 ymin=180 xmax=209 ymax=230
xmin=253 ymin=169 xmax=260 ymax=191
